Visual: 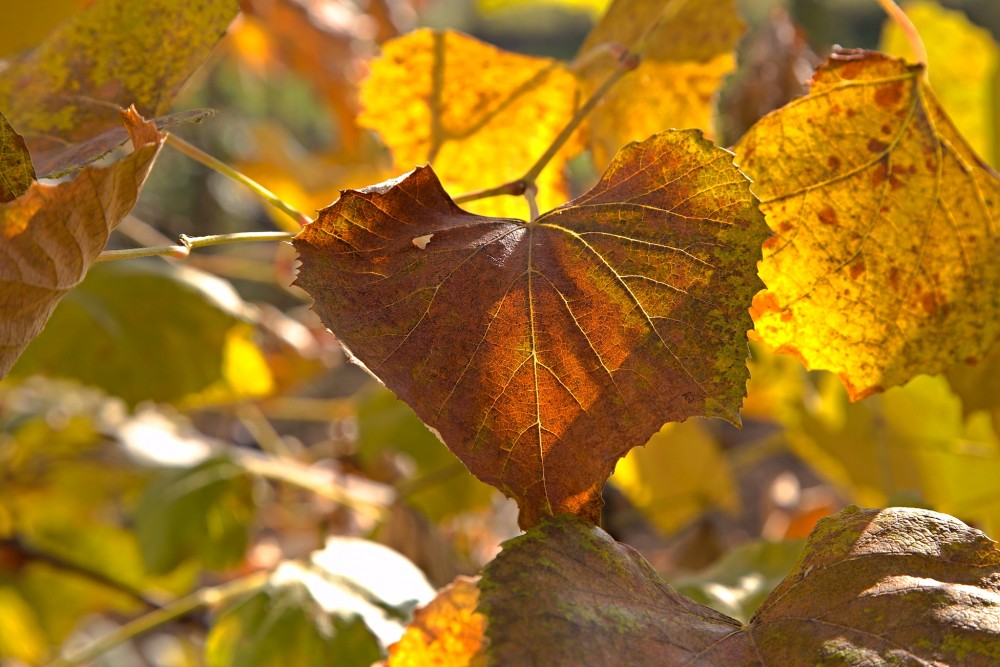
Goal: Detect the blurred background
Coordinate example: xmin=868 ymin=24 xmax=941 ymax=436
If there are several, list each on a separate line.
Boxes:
xmin=2 ymin=0 xmax=1000 ymax=664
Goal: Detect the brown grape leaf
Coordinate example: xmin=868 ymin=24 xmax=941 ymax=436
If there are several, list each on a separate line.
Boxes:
xmin=0 ymin=107 xmax=164 ymax=378
xmin=293 ymin=130 xmax=767 ymax=527
xmin=0 ymin=0 xmax=236 ymax=152
xmin=576 ymin=0 xmax=744 ymax=172
xmin=386 ymin=576 xmax=486 ymax=667
xmin=736 ymin=49 xmax=1000 ymax=400
xmin=359 ymin=29 xmax=581 ymax=220
xmin=479 ymin=507 xmax=1000 ymax=666
xmin=0 ymin=113 xmax=35 ymax=203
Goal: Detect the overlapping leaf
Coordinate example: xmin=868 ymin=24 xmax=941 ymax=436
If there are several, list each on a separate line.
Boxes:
xmin=359 ymin=29 xmax=581 ymax=219
xmin=576 ymin=0 xmax=743 ymax=171
xmin=0 ymin=0 xmax=236 ymax=154
xmin=0 ymin=108 xmax=164 ymax=378
xmin=480 ymin=507 xmax=1000 ymax=665
xmin=737 ymin=49 xmax=1000 ymax=399
xmin=294 ymin=130 xmax=767 ymax=527
xmin=0 ymin=113 xmax=34 ymax=202
xmin=387 ymin=576 xmax=486 ymax=667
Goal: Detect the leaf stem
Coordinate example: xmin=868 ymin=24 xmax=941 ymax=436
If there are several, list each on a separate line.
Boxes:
xmin=166 ymin=134 xmax=311 ymax=228
xmin=876 ymin=0 xmax=928 ymax=72
xmin=95 ymin=231 xmax=295 ymax=263
xmin=46 ymin=571 xmax=270 ymax=667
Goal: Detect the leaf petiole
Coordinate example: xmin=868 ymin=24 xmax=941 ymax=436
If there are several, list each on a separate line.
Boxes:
xmin=95 ymin=231 xmax=295 ymax=263
xmin=165 ymin=134 xmax=312 ymax=228
xmin=875 ymin=0 xmax=928 ymax=73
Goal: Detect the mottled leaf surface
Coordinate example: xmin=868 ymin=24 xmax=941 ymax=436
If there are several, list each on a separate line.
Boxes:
xmin=0 ymin=0 xmax=235 ymax=151
xmin=738 ymin=49 xmax=1000 ymax=399
xmin=577 ymin=0 xmax=743 ymax=171
xmin=0 ymin=108 xmax=163 ymax=378
xmin=387 ymin=575 xmax=486 ymax=667
xmin=0 ymin=113 xmax=34 ymax=202
xmin=480 ymin=507 xmax=1000 ymax=666
xmin=360 ymin=29 xmax=580 ymax=220
xmin=294 ymin=130 xmax=766 ymax=526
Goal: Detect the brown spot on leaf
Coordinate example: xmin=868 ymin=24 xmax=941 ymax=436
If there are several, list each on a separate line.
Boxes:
xmin=874 ymin=81 xmax=904 ymax=108
xmin=888 ymin=267 xmax=901 ymax=291
xmin=818 ymin=207 xmax=839 ymax=226
xmin=849 ymin=259 xmax=866 ymax=280
xmin=881 ymin=124 xmax=891 ymax=135
xmin=827 ymin=156 xmax=841 ymax=170
xmin=872 ymin=159 xmax=889 ymax=187
xmin=867 ymin=138 xmax=888 ymax=153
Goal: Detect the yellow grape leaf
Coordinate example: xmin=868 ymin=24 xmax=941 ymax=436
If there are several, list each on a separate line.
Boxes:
xmin=576 ymin=0 xmax=744 ymax=171
xmin=0 ymin=112 xmax=34 ymax=203
xmin=0 ymin=108 xmax=164 ymax=378
xmin=387 ymin=576 xmax=486 ymax=667
xmin=611 ymin=419 xmax=738 ymax=535
xmin=0 ymin=588 xmax=46 ymax=664
xmin=737 ymin=49 xmax=1000 ymax=399
xmin=359 ymin=29 xmax=581 ymax=219
xmin=477 ymin=0 xmax=610 ymax=17
xmin=880 ymin=0 xmax=999 ymax=166
xmin=0 ymin=0 xmax=236 ymax=150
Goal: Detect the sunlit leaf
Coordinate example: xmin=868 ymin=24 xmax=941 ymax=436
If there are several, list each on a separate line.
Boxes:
xmin=0 ymin=112 xmax=34 ymax=202
xmin=611 ymin=419 xmax=739 ymax=535
xmin=206 ymin=576 xmax=382 ymax=667
xmin=880 ymin=0 xmax=999 ymax=166
xmin=356 ymin=386 xmax=494 ymax=522
xmin=480 ymin=507 xmax=1000 ymax=665
xmin=10 ymin=261 xmax=273 ymax=407
xmin=0 ymin=587 xmax=47 ymax=663
xmin=134 ymin=456 xmax=255 ymax=574
xmin=0 ymin=0 xmax=236 ymax=151
xmin=387 ymin=576 xmax=486 ymax=667
xmin=0 ymin=108 xmax=163 ymax=379
xmin=738 ymin=49 xmax=1000 ymax=399
xmin=576 ymin=0 xmax=744 ymax=171
xmin=359 ymin=29 xmax=581 ymax=219
xmin=294 ymin=130 xmax=767 ymax=526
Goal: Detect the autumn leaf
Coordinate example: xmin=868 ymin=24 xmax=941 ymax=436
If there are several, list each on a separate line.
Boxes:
xmin=387 ymin=576 xmax=487 ymax=667
xmin=0 ymin=113 xmax=35 ymax=203
xmin=576 ymin=0 xmax=743 ymax=171
xmin=294 ymin=130 xmax=767 ymax=527
xmin=0 ymin=107 xmax=164 ymax=379
xmin=479 ymin=507 xmax=1000 ymax=665
xmin=737 ymin=49 xmax=1000 ymax=399
xmin=880 ymin=0 xmax=999 ymax=166
xmin=0 ymin=0 xmax=236 ymax=153
xmin=359 ymin=29 xmax=581 ymax=219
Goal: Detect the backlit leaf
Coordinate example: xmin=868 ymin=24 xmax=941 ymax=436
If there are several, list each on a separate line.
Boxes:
xmin=359 ymin=29 xmax=581 ymax=219
xmin=134 ymin=456 xmax=255 ymax=574
xmin=880 ymin=0 xmax=999 ymax=166
xmin=611 ymin=419 xmax=739 ymax=535
xmin=0 ymin=108 xmax=163 ymax=379
xmin=294 ymin=130 xmax=766 ymax=527
xmin=0 ymin=112 xmax=34 ymax=202
xmin=480 ymin=507 xmax=1000 ymax=665
xmin=576 ymin=0 xmax=743 ymax=171
xmin=387 ymin=576 xmax=486 ymax=667
xmin=738 ymin=49 xmax=1000 ymax=399
xmin=10 ymin=261 xmax=273 ymax=407
xmin=0 ymin=0 xmax=236 ymax=151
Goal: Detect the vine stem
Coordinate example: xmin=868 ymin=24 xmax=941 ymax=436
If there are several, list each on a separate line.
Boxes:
xmin=453 ymin=0 xmax=694 ymax=208
xmin=46 ymin=571 xmax=270 ymax=667
xmin=166 ymin=134 xmax=312 ymax=228
xmin=95 ymin=231 xmax=295 ymax=263
xmin=876 ymin=0 xmax=928 ymax=72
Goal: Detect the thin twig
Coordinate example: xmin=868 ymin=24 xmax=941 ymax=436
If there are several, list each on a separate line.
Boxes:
xmin=46 ymin=571 xmax=270 ymax=667
xmin=95 ymin=231 xmax=295 ymax=263
xmin=166 ymin=134 xmax=312 ymax=228
xmin=876 ymin=0 xmax=928 ymax=72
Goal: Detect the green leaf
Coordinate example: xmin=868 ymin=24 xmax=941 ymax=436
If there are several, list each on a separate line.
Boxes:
xmin=134 ymin=456 xmax=255 ymax=574
xmin=10 ymin=261 xmax=274 ymax=407
xmin=206 ymin=579 xmax=382 ymax=667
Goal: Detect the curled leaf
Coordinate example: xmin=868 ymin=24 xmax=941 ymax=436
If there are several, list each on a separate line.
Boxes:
xmin=0 ymin=112 xmax=34 ymax=202
xmin=387 ymin=576 xmax=487 ymax=667
xmin=737 ymin=49 xmax=1000 ymax=399
xmin=294 ymin=130 xmax=766 ymax=526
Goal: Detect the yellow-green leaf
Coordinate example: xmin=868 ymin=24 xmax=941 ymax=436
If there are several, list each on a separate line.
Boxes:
xmin=738 ymin=49 xmax=1000 ymax=399
xmin=576 ymin=0 xmax=744 ymax=171
xmin=359 ymin=29 xmax=581 ymax=219
xmin=880 ymin=0 xmax=999 ymax=166
xmin=0 ymin=112 xmax=35 ymax=202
